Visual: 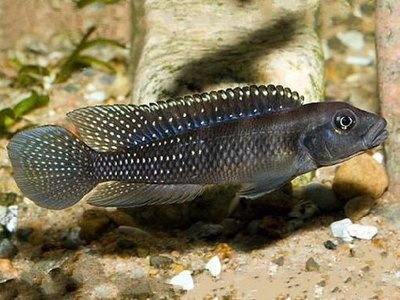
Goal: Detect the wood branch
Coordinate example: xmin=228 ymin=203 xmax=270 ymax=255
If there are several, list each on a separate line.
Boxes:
xmin=130 ymin=0 xmax=324 ymax=105
xmin=376 ymin=0 xmax=400 ymax=197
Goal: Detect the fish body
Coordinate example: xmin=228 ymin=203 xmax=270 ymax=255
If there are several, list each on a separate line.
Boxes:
xmin=7 ymin=85 xmax=388 ymax=209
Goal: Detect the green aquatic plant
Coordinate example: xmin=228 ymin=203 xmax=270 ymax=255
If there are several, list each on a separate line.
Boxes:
xmin=0 ymin=91 xmax=49 ymax=138
xmin=14 ymin=65 xmax=50 ymax=88
xmin=74 ymin=0 xmax=123 ymax=9
xmin=54 ymin=26 xmax=126 ymax=83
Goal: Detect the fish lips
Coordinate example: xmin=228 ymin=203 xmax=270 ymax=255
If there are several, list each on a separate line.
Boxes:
xmin=363 ymin=118 xmax=388 ymax=149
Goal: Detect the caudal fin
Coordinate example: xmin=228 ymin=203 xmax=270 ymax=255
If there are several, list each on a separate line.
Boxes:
xmin=7 ymin=126 xmax=98 ymax=209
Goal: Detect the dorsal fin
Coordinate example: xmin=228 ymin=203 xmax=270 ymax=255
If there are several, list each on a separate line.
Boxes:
xmin=68 ymin=84 xmax=304 ymax=152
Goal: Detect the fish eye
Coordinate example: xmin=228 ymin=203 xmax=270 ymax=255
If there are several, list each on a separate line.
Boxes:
xmin=334 ymin=112 xmax=355 ymax=131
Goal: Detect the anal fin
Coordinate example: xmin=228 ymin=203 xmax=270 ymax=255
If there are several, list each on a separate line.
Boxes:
xmin=85 ymin=182 xmax=204 ymax=207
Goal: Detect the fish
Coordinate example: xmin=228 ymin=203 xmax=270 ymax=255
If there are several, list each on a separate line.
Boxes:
xmin=7 ymin=84 xmax=388 ymax=210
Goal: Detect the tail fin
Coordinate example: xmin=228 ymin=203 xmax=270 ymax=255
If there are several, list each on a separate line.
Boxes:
xmin=7 ymin=126 xmax=98 ymax=209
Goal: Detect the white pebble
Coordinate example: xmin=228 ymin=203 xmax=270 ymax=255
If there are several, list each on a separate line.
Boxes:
xmin=395 ymin=271 xmax=400 ymax=280
xmin=84 ymin=90 xmax=107 ymax=103
xmin=0 ymin=205 xmax=18 ymax=232
xmin=169 ymin=270 xmax=194 ymax=290
xmin=205 ymin=256 xmax=222 ymax=277
xmin=337 ymin=30 xmax=365 ymax=50
xmin=373 ymin=152 xmax=384 ymax=164
xmin=346 ymin=55 xmax=373 ymax=66
xmin=345 ymin=224 xmax=378 ymax=240
xmin=330 ymin=218 xmax=353 ymax=242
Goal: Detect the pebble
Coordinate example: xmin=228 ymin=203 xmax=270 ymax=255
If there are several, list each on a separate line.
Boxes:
xmin=330 ymin=218 xmax=354 ymax=242
xmin=0 ymin=239 xmax=18 ymax=259
xmin=0 ymin=259 xmax=18 ymax=283
xmin=61 ymin=229 xmax=81 ymax=250
xmin=149 ymin=256 xmax=173 ymax=269
xmin=117 ymin=226 xmax=152 ymax=245
xmin=186 ymin=222 xmax=224 ymax=240
xmin=79 ymin=210 xmax=111 ymax=242
xmin=205 ymin=256 xmax=222 ymax=277
xmin=40 ymin=267 xmax=70 ymax=297
xmin=344 ymin=195 xmax=375 ymax=221
xmin=302 ymin=183 xmax=343 ymax=213
xmin=16 ymin=227 xmax=34 ymax=242
xmin=324 ymin=240 xmax=337 ymax=250
xmin=333 ymin=154 xmax=389 ymax=200
xmin=169 ymin=270 xmax=194 ymax=290
xmin=346 ymin=55 xmax=373 ymax=66
xmin=337 ymin=30 xmax=365 ymax=50
xmin=258 ymin=216 xmax=289 ymax=238
xmin=305 ymin=257 xmax=320 ymax=272
xmin=346 ymin=224 xmax=378 ymax=240
xmin=373 ymin=152 xmax=384 ymax=164
xmin=0 ymin=226 xmax=6 ymax=240
xmin=0 ymin=205 xmax=18 ymax=233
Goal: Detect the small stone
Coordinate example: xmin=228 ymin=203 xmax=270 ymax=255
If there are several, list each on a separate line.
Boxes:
xmin=169 ymin=270 xmax=194 ymax=290
xmin=305 ymin=257 xmax=320 ymax=272
xmin=136 ymin=247 xmax=150 ymax=258
xmin=324 ymin=240 xmax=337 ymax=250
xmin=337 ymin=30 xmax=365 ymax=50
xmin=129 ymin=282 xmax=154 ymax=298
xmin=303 ymin=183 xmax=342 ymax=213
xmin=79 ymin=210 xmax=111 ymax=242
xmin=205 ymin=256 xmax=222 ymax=277
xmin=0 ymin=193 xmax=17 ymax=206
xmin=61 ymin=230 xmax=81 ymax=250
xmin=16 ymin=227 xmax=34 ymax=242
xmin=258 ymin=216 xmax=289 ymax=238
xmin=0 ymin=205 xmax=18 ymax=233
xmin=186 ymin=222 xmax=224 ymax=240
xmin=272 ymin=256 xmax=285 ymax=266
xmin=0 ymin=239 xmax=18 ymax=259
xmin=345 ymin=55 xmax=373 ymax=66
xmin=131 ymin=268 xmax=146 ymax=279
xmin=117 ymin=226 xmax=152 ymax=245
xmin=150 ymin=256 xmax=173 ymax=269
xmin=333 ymin=154 xmax=389 ymax=200
xmin=215 ymin=243 xmax=234 ymax=260
xmin=346 ymin=224 xmax=378 ymax=240
xmin=344 ymin=195 xmax=375 ymax=221
xmin=40 ymin=268 xmax=69 ymax=297
xmin=0 ymin=226 xmax=6 ymax=240
xmin=330 ymin=218 xmax=353 ymax=242
xmin=0 ymin=259 xmax=18 ymax=283
xmin=108 ymin=210 xmax=136 ymax=227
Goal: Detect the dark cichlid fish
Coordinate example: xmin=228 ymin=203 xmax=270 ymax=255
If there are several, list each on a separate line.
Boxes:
xmin=7 ymin=85 xmax=388 ymax=209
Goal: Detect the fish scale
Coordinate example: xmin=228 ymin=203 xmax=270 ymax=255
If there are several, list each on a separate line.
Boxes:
xmin=7 ymin=84 xmax=388 ymax=209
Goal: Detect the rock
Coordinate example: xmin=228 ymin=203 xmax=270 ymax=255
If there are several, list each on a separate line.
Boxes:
xmin=169 ymin=270 xmax=194 ymax=291
xmin=128 ymin=282 xmax=154 ymax=299
xmin=0 ymin=226 xmax=6 ymax=240
xmin=346 ymin=224 xmax=378 ymax=240
xmin=186 ymin=222 xmax=224 ymax=241
xmin=40 ymin=268 xmax=69 ymax=297
xmin=219 ymin=218 xmax=243 ymax=238
xmin=79 ymin=210 xmax=111 ymax=242
xmin=330 ymin=218 xmax=353 ymax=242
xmin=344 ymin=195 xmax=375 ymax=221
xmin=323 ymin=240 xmax=337 ymax=250
xmin=0 ymin=279 xmax=18 ymax=299
xmin=205 ymin=256 xmax=222 ymax=277
xmin=0 ymin=205 xmax=18 ymax=233
xmin=337 ymin=30 xmax=365 ymax=50
xmin=0 ymin=239 xmax=18 ymax=259
xmin=117 ymin=226 xmax=152 ymax=245
xmin=0 ymin=193 xmax=18 ymax=206
xmin=333 ymin=154 xmax=388 ymax=200
xmin=272 ymin=256 xmax=285 ymax=267
xmin=305 ymin=257 xmax=320 ymax=272
xmin=258 ymin=216 xmax=290 ymax=238
xmin=61 ymin=229 xmax=81 ymax=250
xmin=0 ymin=259 xmax=18 ymax=283
xmin=108 ymin=210 xmax=136 ymax=227
xmin=302 ymin=183 xmax=343 ymax=213
xmin=149 ymin=256 xmax=173 ymax=269
xmin=16 ymin=227 xmax=34 ymax=242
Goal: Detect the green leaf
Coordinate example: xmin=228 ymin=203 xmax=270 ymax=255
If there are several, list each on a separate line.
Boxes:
xmin=13 ymin=92 xmax=49 ymax=118
xmin=15 ymin=65 xmax=50 ymax=88
xmin=80 ymin=38 xmax=126 ymax=51
xmin=0 ymin=108 xmax=16 ymax=133
xmin=75 ymin=0 xmax=122 ymax=9
xmin=75 ymin=55 xmax=116 ymax=73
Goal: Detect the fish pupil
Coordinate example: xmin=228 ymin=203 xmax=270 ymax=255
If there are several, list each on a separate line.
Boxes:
xmin=335 ymin=114 xmax=355 ymax=130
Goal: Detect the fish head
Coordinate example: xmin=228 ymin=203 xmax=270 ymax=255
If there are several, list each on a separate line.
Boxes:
xmin=302 ymin=102 xmax=388 ymax=166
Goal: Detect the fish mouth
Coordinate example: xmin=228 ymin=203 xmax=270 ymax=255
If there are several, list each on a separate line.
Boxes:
xmin=363 ymin=118 xmax=388 ymax=149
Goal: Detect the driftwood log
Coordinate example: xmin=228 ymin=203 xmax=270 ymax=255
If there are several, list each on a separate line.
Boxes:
xmin=130 ymin=0 xmax=324 ymax=105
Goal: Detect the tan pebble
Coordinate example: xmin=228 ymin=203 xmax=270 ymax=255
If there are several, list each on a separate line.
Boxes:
xmin=170 ymin=250 xmax=180 ymax=258
xmin=305 ymin=257 xmax=320 ymax=272
xmin=107 ymin=210 xmax=136 ymax=227
xmin=395 ymin=248 xmax=400 ymax=258
xmin=171 ymin=263 xmax=185 ymax=273
xmin=0 ymin=259 xmax=18 ymax=280
xmin=148 ymin=268 xmax=159 ymax=277
xmin=333 ymin=154 xmax=388 ymax=199
xmin=344 ymin=195 xmax=375 ymax=221
xmin=215 ymin=243 xmax=234 ymax=260
xmin=372 ymin=239 xmax=388 ymax=252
